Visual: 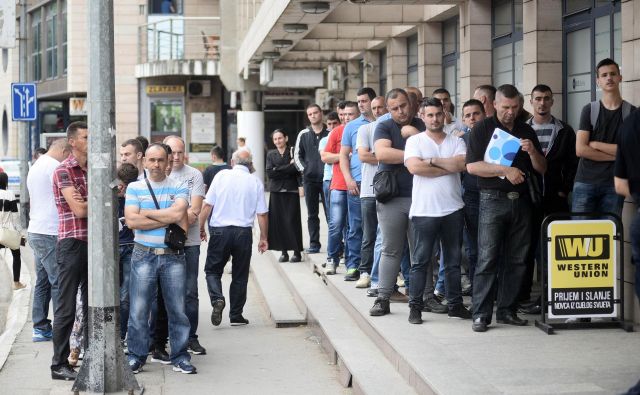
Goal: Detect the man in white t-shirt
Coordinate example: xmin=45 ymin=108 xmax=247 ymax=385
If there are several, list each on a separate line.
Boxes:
xmin=26 ymin=138 xmax=70 ymax=342
xmin=404 ymin=97 xmax=470 ymax=325
xmin=164 ymin=136 xmax=206 ymax=355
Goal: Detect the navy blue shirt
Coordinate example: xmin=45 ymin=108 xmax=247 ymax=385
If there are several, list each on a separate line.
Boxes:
xmin=118 ymin=196 xmax=134 ymax=245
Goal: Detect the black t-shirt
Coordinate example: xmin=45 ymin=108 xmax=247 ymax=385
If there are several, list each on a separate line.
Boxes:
xmin=373 ymin=117 xmax=426 ymax=198
xmin=465 ymin=116 xmax=543 ymax=193
xmin=203 ymin=163 xmax=231 ymax=192
xmin=614 ymin=108 xmax=640 ymax=196
xmin=575 ymin=102 xmax=634 ymax=185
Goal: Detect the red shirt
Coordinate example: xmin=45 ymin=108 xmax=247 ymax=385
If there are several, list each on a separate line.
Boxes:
xmin=327 ymin=125 xmax=347 ymax=191
xmin=52 ymin=155 xmax=88 ymax=241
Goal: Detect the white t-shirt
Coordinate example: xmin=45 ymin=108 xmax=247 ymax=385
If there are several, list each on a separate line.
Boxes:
xmin=404 ymin=132 xmax=466 ymax=218
xmin=168 ymin=164 xmax=206 ymax=246
xmin=26 ymin=155 xmax=60 ymax=235
xmin=356 ymin=122 xmax=378 ymax=198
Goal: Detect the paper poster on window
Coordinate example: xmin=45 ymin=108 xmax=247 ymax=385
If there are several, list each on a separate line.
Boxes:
xmin=191 ymin=112 xmax=215 ymax=144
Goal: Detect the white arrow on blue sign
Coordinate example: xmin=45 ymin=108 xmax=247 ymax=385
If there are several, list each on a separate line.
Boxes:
xmin=11 ymin=83 xmax=37 ymax=121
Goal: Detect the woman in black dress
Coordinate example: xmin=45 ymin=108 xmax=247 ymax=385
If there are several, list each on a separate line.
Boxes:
xmin=266 ymin=129 xmax=303 ymax=262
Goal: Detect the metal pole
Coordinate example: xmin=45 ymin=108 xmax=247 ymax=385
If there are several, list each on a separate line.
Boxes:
xmin=18 ymin=1 xmax=29 ymax=228
xmin=73 ymin=1 xmax=138 ymax=392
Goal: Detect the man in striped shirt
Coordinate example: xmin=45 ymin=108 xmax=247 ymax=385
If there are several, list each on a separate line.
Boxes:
xmin=124 ymin=143 xmax=196 ymax=375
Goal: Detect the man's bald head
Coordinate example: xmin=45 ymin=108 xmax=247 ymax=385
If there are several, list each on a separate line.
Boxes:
xmin=232 ymin=149 xmax=253 ymax=166
xmin=47 ymin=138 xmax=71 ymax=162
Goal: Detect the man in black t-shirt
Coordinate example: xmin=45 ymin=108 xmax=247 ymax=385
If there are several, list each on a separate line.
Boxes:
xmin=465 ymin=84 xmax=546 ymax=333
xmin=573 ymin=58 xmax=634 ymax=216
xmin=203 ymin=145 xmax=231 ymax=193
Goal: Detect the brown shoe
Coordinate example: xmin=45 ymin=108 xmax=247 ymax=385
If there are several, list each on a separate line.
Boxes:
xmin=13 ymin=281 xmax=26 ymax=290
xmin=390 ymin=290 xmax=409 ymax=303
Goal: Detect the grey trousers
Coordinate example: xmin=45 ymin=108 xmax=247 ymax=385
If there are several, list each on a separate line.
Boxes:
xmin=376 ymin=197 xmax=415 ymax=299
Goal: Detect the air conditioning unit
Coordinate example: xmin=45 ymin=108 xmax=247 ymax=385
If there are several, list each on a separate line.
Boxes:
xmin=327 ymin=63 xmax=344 ymax=92
xmin=187 ymin=80 xmax=211 ymax=97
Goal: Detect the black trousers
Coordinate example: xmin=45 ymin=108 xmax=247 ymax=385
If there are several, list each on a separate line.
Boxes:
xmin=303 ymin=180 xmax=327 ymax=249
xmin=51 ymin=238 xmax=88 ymax=369
xmin=0 ymin=245 xmax=21 ymax=282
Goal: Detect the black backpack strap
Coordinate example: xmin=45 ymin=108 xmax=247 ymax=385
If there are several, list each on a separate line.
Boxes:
xmin=144 ymin=178 xmax=161 ymax=210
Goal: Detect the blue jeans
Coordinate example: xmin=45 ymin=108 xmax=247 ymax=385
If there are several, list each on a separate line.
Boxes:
xmin=28 ymin=233 xmax=59 ymax=332
xmin=410 ymin=210 xmax=464 ymax=310
xmin=323 ymin=180 xmax=331 ymax=221
xmin=572 ymin=182 xmax=624 ymax=216
xmin=328 ymin=190 xmax=348 ymax=263
xmin=631 ymin=197 xmax=640 ymax=302
xmin=463 ymin=189 xmax=480 ymax=283
xmin=205 ymin=226 xmax=253 ymax=318
xmin=472 ymin=190 xmax=531 ymax=322
xmin=184 ymin=245 xmax=200 ymax=341
xmin=345 ymin=189 xmax=362 ymax=270
xmin=119 ymin=244 xmax=133 ymax=340
xmin=127 ymin=247 xmax=190 ymax=365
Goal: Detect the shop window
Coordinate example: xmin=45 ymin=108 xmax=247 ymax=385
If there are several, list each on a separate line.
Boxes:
xmin=492 ymin=0 xmax=523 ymax=91
xmin=563 ymin=0 xmax=621 ymax=130
xmin=150 ymin=99 xmax=183 ymax=143
xmin=407 ymin=34 xmax=418 ymax=88
xmin=31 ymin=9 xmax=42 ymax=81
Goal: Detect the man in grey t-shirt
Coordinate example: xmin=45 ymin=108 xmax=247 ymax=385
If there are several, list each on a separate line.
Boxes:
xmin=165 ymin=136 xmax=207 ymax=355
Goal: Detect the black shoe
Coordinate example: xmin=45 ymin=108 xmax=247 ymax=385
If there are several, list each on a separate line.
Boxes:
xmin=211 ymin=299 xmax=226 ymax=326
xmin=230 ymin=315 xmax=249 ymax=326
xmin=517 ymin=303 xmax=541 ymax=315
xmin=497 ymin=314 xmax=528 ymax=326
xmin=448 ymin=304 xmax=472 ymax=320
xmin=408 ymin=307 xmax=423 ymax=324
xmin=278 ymin=252 xmax=289 ymax=262
xmin=366 ymin=288 xmax=379 ymax=297
xmin=305 ymin=246 xmax=320 ymax=254
xmin=51 ymin=365 xmax=77 ymax=381
xmin=423 ymin=297 xmax=448 ymax=314
xmin=188 ymin=339 xmax=207 ymax=355
xmin=369 ymin=298 xmax=390 ymax=316
xmin=290 ymin=252 xmax=302 ymax=263
xmin=472 ymin=317 xmax=488 ymax=332
xmin=150 ymin=347 xmax=171 ymax=364
xmin=344 ymin=269 xmax=360 ymax=281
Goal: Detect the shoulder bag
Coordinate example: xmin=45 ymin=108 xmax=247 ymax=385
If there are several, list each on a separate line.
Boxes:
xmin=0 ymin=200 xmax=21 ymax=250
xmin=145 ymin=179 xmax=187 ymax=250
xmin=373 ymin=167 xmax=400 ymax=203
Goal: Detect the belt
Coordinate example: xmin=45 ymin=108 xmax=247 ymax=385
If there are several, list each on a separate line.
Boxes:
xmin=481 ymin=189 xmax=521 ymax=200
xmin=134 ymin=243 xmax=182 ymax=255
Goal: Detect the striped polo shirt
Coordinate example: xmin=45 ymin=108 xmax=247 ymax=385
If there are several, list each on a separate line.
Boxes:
xmin=125 ymin=177 xmax=188 ymax=248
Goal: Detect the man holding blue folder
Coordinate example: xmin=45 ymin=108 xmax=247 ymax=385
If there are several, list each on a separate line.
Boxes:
xmin=465 ymin=84 xmax=547 ymax=333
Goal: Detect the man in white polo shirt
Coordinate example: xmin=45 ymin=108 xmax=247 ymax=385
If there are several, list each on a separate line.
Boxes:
xmin=199 ymin=150 xmax=268 ymax=327
xmin=27 ymin=138 xmax=70 ymax=342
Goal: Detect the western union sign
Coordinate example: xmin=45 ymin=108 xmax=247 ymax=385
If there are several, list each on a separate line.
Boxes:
xmin=547 ymin=220 xmax=617 ymax=319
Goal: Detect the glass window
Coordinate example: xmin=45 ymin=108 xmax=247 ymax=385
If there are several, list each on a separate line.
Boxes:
xmin=613 ymin=11 xmax=621 ymax=64
xmin=492 ymin=43 xmax=513 ymax=88
xmin=493 ymin=0 xmax=512 ymax=37
xmin=379 ymin=48 xmax=387 ymax=96
xmin=442 ymin=17 xmax=460 ymax=117
xmin=566 ymin=0 xmax=591 ymax=13
xmin=61 ymin=0 xmax=67 ymax=75
xmin=31 ymin=10 xmax=42 ymax=81
xmin=46 ymin=2 xmax=58 ymax=78
xmin=150 ymin=99 xmax=183 ymax=143
xmin=514 ymin=39 xmax=523 ymax=91
xmin=148 ymin=0 xmax=183 ymax=15
xmin=443 ymin=20 xmax=457 ymax=55
xmin=566 ymin=28 xmax=592 ymax=129
xmin=492 ymin=1 xmax=523 ymax=88
xmin=407 ymin=34 xmax=418 ymax=88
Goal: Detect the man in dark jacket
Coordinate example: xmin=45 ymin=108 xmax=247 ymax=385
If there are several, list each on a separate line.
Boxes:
xmin=518 ymin=84 xmax=578 ymax=312
xmin=294 ymin=104 xmax=330 ymax=253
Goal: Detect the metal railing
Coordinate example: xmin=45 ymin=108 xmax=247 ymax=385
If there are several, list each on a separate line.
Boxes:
xmin=138 ymin=16 xmax=221 ymax=64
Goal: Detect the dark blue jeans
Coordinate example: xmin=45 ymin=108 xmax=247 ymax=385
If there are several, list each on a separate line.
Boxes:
xmin=303 ymin=180 xmax=326 ymax=249
xmin=572 ymin=182 xmax=624 ymax=216
xmin=328 ymin=190 xmax=348 ymax=263
xmin=472 ymin=190 xmax=531 ymax=322
xmin=127 ymin=247 xmax=190 ymax=365
xmin=184 ymin=245 xmax=200 ymax=340
xmin=205 ymin=226 xmax=252 ymax=318
xmin=462 ymin=188 xmax=479 ymax=283
xmin=631 ymin=196 xmax=640 ymax=303
xmin=119 ymin=244 xmax=133 ymax=340
xmin=28 ymin=233 xmax=59 ymax=332
xmin=345 ymin=188 xmax=362 ymax=271
xmin=410 ymin=210 xmax=464 ymax=310
xmin=358 ymin=197 xmax=377 ymax=275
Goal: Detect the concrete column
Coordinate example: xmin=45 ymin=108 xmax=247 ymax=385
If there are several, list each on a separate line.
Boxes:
xmin=362 ymin=51 xmax=380 ymax=95
xmin=459 ymin=0 xmax=492 ymax=102
xmin=620 ymin=0 xmax=639 ymax=325
xmin=346 ymin=59 xmax=361 ymax=99
xmin=418 ymin=22 xmax=442 ymax=96
xmin=238 ymin=90 xmax=265 ymax=182
xmin=522 ymin=0 xmax=563 ymax=117
xmin=386 ymin=37 xmax=407 ymax=89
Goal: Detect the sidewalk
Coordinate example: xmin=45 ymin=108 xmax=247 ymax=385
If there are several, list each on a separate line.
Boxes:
xmin=0 ymin=241 xmax=351 ymax=394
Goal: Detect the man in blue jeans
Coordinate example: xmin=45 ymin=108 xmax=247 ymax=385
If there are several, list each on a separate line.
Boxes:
xmin=26 ymin=138 xmax=70 ymax=342
xmin=125 ymin=144 xmax=195 ymax=374
xmin=466 ymin=84 xmax=546 ymax=332
xmin=404 ymin=97 xmax=471 ymax=324
xmin=199 ymin=150 xmax=268 ymax=327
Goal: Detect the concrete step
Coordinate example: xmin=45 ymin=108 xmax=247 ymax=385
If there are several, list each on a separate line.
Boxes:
xmin=270 ymin=254 xmax=417 ymax=395
xmin=250 ymin=251 xmax=306 ymax=328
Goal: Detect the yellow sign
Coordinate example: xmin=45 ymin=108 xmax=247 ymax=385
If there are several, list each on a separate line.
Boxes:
xmin=547 ymin=220 xmax=617 ymax=318
xmin=146 ymin=85 xmax=185 ymax=95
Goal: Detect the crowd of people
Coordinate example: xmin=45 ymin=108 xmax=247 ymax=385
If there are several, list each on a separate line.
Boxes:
xmin=5 ymin=56 xmax=639 ymax=384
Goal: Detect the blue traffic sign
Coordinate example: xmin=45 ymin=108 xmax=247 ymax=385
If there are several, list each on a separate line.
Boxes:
xmin=11 ymin=83 xmax=37 ymax=121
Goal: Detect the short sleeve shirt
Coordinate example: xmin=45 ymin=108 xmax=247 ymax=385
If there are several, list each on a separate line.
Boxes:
xmin=125 ymin=177 xmax=189 ymax=248
xmin=52 ymin=155 xmax=88 ymax=241
xmin=356 ymin=123 xmax=377 ymax=198
xmin=203 ymin=163 xmax=231 ymax=192
xmin=318 ymin=135 xmax=332 ymax=182
xmin=326 ymin=125 xmax=347 ymax=191
xmin=373 ymin=117 xmax=426 ymax=198
xmin=341 ymin=114 xmax=370 ymax=181
xmin=169 ymin=164 xmax=206 ymax=246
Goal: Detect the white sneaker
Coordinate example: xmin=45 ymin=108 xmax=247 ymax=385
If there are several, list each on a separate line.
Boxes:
xmin=355 ymin=273 xmax=371 ymax=288
xmin=325 ymin=262 xmax=336 ymax=275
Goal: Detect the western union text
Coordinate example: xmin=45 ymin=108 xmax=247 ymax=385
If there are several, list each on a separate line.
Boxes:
xmin=556 ymin=262 xmax=608 ymax=278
